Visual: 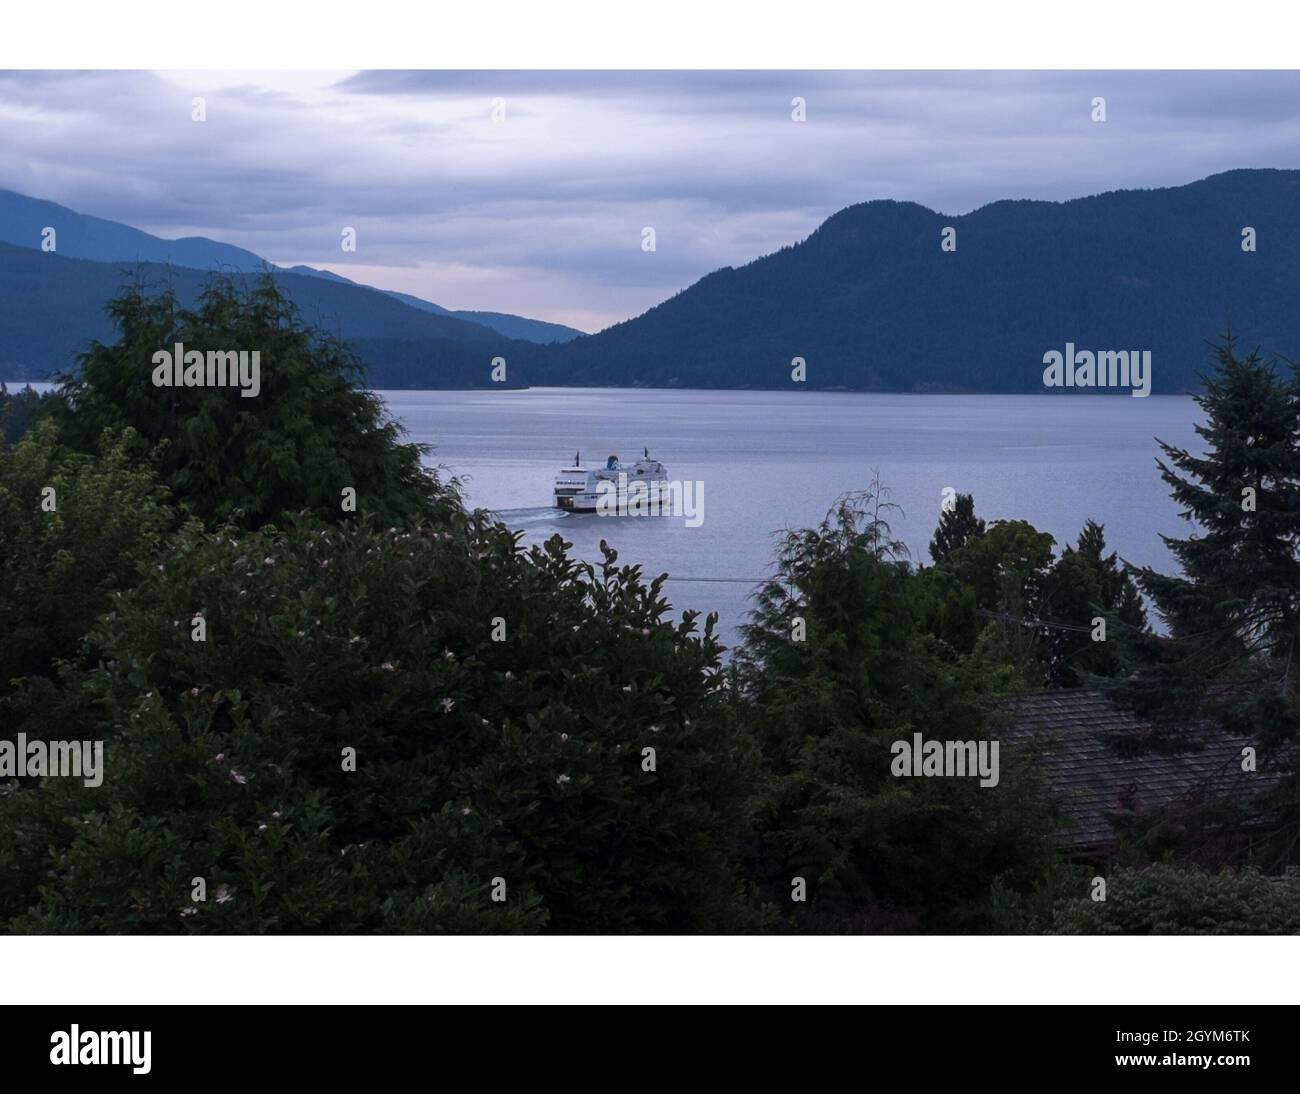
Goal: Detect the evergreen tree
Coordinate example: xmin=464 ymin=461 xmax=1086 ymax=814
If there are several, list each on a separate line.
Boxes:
xmin=1121 ymin=336 xmax=1300 ymax=759
xmin=1038 ymin=519 xmax=1147 ymax=687
xmin=929 ymin=492 xmax=986 ymax=563
xmin=0 ymin=383 xmax=50 ymax=445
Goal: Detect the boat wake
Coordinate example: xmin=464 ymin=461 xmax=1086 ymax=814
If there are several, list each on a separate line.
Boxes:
xmin=489 ymin=506 xmax=570 ymax=529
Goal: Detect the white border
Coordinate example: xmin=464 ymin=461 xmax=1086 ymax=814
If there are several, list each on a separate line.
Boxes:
xmin=0 ymin=1 xmax=1297 ymax=70
xmin=2 ymin=937 xmax=1297 ymax=1004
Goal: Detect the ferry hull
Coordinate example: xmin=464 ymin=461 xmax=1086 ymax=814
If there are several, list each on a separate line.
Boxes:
xmin=554 ymin=485 xmax=668 ymax=513
xmin=553 ymin=454 xmax=669 ymax=514
xmin=555 ymin=492 xmax=603 ymax=512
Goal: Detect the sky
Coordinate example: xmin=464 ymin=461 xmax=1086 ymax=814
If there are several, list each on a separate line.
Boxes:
xmin=0 ymin=69 xmax=1298 ymax=333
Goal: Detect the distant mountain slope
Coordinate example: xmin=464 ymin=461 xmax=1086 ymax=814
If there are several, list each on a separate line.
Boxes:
xmin=538 ymin=169 xmax=1300 ymax=394
xmin=450 ymin=308 xmax=584 ymax=345
xmin=0 ymin=242 xmax=530 ymax=388
xmin=294 ymin=271 xmax=584 ymax=344
xmin=0 ymin=190 xmax=584 ymax=346
xmin=8 ymin=171 xmax=1300 ymax=392
xmin=0 ymin=189 xmax=267 ymax=271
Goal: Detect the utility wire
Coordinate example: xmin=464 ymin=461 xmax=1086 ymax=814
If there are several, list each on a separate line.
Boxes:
xmin=976 ymin=608 xmax=1095 ymax=635
xmin=662 ymin=575 xmax=770 ymax=584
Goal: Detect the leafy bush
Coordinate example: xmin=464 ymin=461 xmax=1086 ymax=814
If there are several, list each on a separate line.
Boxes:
xmin=1049 ymin=865 xmax=1300 ymax=934
xmin=0 ymin=516 xmax=757 ymax=934
xmin=0 ymin=420 xmax=172 ymax=688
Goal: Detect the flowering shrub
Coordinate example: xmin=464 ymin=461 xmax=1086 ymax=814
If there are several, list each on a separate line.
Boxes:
xmin=0 ymin=514 xmax=756 ymax=933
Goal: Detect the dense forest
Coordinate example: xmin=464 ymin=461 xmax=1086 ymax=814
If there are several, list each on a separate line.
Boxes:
xmin=1 ymin=275 xmax=1298 ymax=933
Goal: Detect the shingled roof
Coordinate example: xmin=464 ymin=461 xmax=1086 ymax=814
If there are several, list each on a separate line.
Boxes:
xmin=1001 ymin=689 xmax=1274 ymax=854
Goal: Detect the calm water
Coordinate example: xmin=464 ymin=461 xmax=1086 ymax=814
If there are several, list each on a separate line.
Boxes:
xmin=4 ymin=380 xmax=1203 ymax=649
xmin=380 ymin=387 xmax=1203 ymax=650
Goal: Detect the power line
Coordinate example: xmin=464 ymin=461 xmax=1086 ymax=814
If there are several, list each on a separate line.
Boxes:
xmin=662 ymin=575 xmax=770 ymax=584
xmin=976 ymin=608 xmax=1095 ymax=634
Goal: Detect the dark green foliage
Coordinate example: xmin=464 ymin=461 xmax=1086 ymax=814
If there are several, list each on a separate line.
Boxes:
xmin=0 ymin=420 xmax=172 ymax=688
xmin=939 ymin=518 xmax=1056 ymax=618
xmin=0 ymin=517 xmax=757 ymax=934
xmin=927 ymin=518 xmax=1058 ymax=685
xmin=1120 ymin=337 xmax=1300 ymax=758
xmin=54 ymin=275 xmax=461 ymax=530
xmin=0 ymin=383 xmax=49 ymax=444
xmin=929 ymin=492 xmax=985 ymax=563
xmin=733 ymin=487 xmax=1059 ymax=932
xmin=1039 ymin=520 xmax=1147 ymax=686
xmin=924 ymin=507 xmax=1146 ymax=688
xmin=1047 ymin=865 xmax=1300 ymax=935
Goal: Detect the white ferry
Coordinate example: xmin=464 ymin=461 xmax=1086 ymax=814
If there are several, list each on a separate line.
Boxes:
xmin=553 ymin=450 xmax=669 ymax=512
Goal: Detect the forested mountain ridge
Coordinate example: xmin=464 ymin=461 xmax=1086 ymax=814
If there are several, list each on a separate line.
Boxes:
xmin=536 ymin=169 xmax=1300 ymax=393
xmin=5 ymin=171 xmax=1299 ymax=391
xmin=0 ymin=242 xmax=532 ymax=387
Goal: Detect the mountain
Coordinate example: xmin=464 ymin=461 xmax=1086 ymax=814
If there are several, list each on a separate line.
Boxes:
xmin=0 ymin=190 xmax=584 ymax=347
xmin=0 ymin=242 xmax=534 ymax=388
xmin=0 ymin=189 xmax=267 ymax=271
xmin=289 ymin=270 xmax=584 ymax=344
xmin=8 ymin=171 xmax=1300 ymax=392
xmin=538 ymin=169 xmax=1300 ymax=394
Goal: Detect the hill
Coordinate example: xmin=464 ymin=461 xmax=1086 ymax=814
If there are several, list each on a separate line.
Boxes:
xmin=0 ymin=189 xmax=267 ymax=271
xmin=0 ymin=243 xmax=531 ymax=387
xmin=538 ymin=169 xmax=1300 ymax=394
xmin=0 ymin=190 xmax=583 ymax=350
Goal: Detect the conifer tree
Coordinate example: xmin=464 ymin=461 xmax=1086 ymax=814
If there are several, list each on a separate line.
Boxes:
xmin=929 ymin=492 xmax=986 ymax=563
xmin=1039 ymin=519 xmax=1147 ymax=686
xmin=1121 ymin=336 xmax=1300 ymax=757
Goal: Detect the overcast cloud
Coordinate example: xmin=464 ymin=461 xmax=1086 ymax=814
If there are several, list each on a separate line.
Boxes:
xmin=0 ymin=69 xmax=1297 ymax=331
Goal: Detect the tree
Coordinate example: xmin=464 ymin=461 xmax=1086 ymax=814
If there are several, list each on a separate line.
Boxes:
xmin=733 ymin=485 xmax=1058 ymax=932
xmin=53 ymin=274 xmax=458 ymax=530
xmin=0 ymin=383 xmax=49 ymax=445
xmin=926 ymin=513 xmax=1148 ymax=689
xmin=929 ymin=492 xmax=986 ymax=563
xmin=0 ymin=420 xmax=172 ymax=689
xmin=0 ymin=515 xmax=759 ymax=934
xmin=1038 ymin=520 xmax=1147 ymax=686
xmin=1120 ymin=337 xmax=1300 ymax=756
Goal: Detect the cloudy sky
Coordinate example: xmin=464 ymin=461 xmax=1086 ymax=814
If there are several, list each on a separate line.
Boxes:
xmin=1 ymin=69 xmax=1298 ymax=332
